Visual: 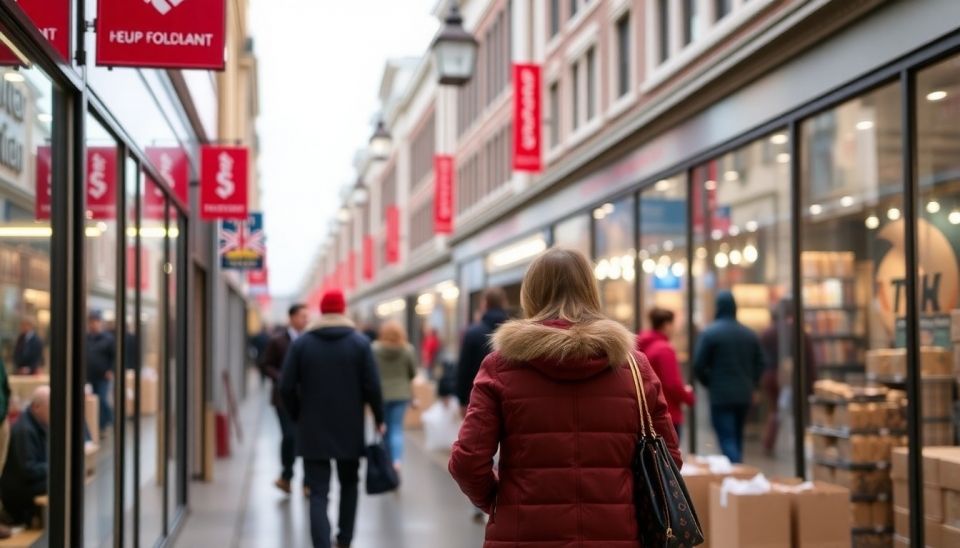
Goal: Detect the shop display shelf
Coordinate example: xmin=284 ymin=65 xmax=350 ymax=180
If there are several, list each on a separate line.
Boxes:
xmin=850 ymin=492 xmax=891 ymax=503
xmin=809 ymin=394 xmax=888 ymax=406
xmin=809 ymin=425 xmax=907 ymax=438
xmin=804 ymin=305 xmax=861 ymax=312
xmin=810 ymin=333 xmax=863 ymax=341
xmin=866 ymin=373 xmax=955 ymax=384
xmin=812 ymin=457 xmax=891 ymax=470
xmin=818 ymin=362 xmax=866 ymax=371
xmin=850 ymin=526 xmax=893 ymax=535
xmin=802 ymin=275 xmax=858 ymax=282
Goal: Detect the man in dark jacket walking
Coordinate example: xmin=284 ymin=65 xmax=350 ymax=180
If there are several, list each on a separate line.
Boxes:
xmin=280 ymin=290 xmax=384 ymax=548
xmin=456 ymin=287 xmax=509 ymax=413
xmin=1 ymin=386 xmax=49 ymax=526
xmin=260 ymin=303 xmax=309 ymax=494
xmin=693 ymin=290 xmax=765 ymax=463
xmin=13 ymin=318 xmax=43 ymax=375
xmin=87 ymin=311 xmax=116 ymax=433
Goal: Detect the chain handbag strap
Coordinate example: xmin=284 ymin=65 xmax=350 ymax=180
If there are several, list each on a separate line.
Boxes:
xmin=627 ymin=353 xmax=657 ymax=439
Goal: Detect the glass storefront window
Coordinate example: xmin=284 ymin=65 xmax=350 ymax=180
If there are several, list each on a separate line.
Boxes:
xmin=593 ymin=198 xmax=635 ymax=326
xmin=416 ymin=282 xmax=461 ymax=374
xmin=553 ymin=213 xmax=591 ymax=256
xmin=639 ymin=174 xmax=689 ymax=373
xmin=692 ymin=129 xmax=793 ymax=474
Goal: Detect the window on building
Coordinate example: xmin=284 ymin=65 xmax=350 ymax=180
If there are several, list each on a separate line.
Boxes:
xmin=683 ymin=0 xmax=698 ymax=45
xmin=549 ymin=81 xmax=560 ymax=147
xmin=594 ymin=197 xmax=636 ymax=327
xmin=586 ymin=46 xmax=597 ymax=121
xmin=616 ymin=13 xmax=631 ymax=98
xmin=659 ymin=0 xmax=670 ymax=63
xmin=571 ymin=63 xmax=580 ymax=131
xmin=716 ymin=0 xmax=733 ymax=21
xmin=551 ymin=0 xmax=561 ymax=37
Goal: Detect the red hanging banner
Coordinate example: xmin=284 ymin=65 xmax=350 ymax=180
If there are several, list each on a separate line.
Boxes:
xmin=433 ymin=155 xmax=455 ymax=234
xmin=362 ymin=236 xmax=375 ymax=281
xmin=346 ymin=251 xmax=356 ymax=290
xmin=385 ymin=206 xmax=400 ymax=264
xmin=145 ymin=146 xmax=190 ymax=205
xmin=512 ymin=63 xmax=543 ymax=172
xmin=35 ymin=145 xmax=52 ymax=221
xmin=19 ymin=0 xmax=71 ymax=60
xmin=200 ymin=146 xmax=248 ymax=220
xmin=87 ymin=147 xmax=118 ymax=220
xmin=95 ymin=0 xmax=227 ymax=70
xmin=248 ymin=267 xmax=268 ymax=287
xmin=126 ymin=246 xmax=150 ymax=291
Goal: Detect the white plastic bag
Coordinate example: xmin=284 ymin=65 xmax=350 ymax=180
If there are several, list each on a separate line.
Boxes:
xmin=421 ymin=398 xmax=462 ymax=453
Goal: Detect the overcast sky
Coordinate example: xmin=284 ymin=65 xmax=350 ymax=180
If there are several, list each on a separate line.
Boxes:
xmin=250 ymin=0 xmax=438 ymax=296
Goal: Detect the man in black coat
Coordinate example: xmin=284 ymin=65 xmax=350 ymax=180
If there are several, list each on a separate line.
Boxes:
xmin=1 ymin=386 xmax=49 ymax=526
xmin=280 ymin=290 xmax=384 ymax=548
xmin=259 ymin=303 xmax=309 ymax=495
xmin=13 ymin=319 xmax=43 ymax=375
xmin=456 ymin=287 xmax=510 ymax=413
xmin=86 ymin=311 xmax=116 ymax=433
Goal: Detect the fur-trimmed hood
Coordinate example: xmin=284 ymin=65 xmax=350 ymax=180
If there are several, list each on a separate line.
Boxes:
xmin=492 ymin=318 xmax=636 ymax=381
xmin=304 ymin=314 xmax=357 ymax=341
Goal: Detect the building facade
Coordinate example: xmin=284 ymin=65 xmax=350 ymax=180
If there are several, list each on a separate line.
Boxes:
xmin=0 ymin=0 xmax=259 ymax=546
xmin=304 ymin=0 xmax=960 ymax=542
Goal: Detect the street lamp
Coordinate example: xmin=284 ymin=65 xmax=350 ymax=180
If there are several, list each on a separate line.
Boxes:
xmin=337 ymin=204 xmax=352 ymax=224
xmin=369 ymin=120 xmax=392 ymax=160
xmin=430 ymin=1 xmax=479 ymax=87
xmin=350 ymin=176 xmax=369 ymax=207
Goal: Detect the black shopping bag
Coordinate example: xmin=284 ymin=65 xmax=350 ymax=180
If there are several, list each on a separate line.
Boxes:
xmin=365 ymin=438 xmax=400 ymax=495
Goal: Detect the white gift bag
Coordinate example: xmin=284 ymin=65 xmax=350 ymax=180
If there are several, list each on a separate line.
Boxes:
xmin=421 ymin=398 xmax=462 ymax=453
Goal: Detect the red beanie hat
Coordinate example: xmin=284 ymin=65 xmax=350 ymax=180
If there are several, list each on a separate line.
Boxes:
xmin=320 ymin=289 xmax=346 ymax=315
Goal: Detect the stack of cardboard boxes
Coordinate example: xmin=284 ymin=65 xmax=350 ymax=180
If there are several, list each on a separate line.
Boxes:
xmin=891 ymin=447 xmax=960 ymax=547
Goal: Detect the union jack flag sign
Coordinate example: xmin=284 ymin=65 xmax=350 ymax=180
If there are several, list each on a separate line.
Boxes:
xmin=220 ymin=212 xmax=265 ymax=270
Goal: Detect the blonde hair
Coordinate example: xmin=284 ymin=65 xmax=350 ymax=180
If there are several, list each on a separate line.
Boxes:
xmin=378 ymin=321 xmax=408 ymax=346
xmin=520 ymin=247 xmax=606 ymax=323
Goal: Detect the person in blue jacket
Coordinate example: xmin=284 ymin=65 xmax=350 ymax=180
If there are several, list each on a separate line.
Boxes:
xmin=693 ymin=290 xmax=765 ymax=463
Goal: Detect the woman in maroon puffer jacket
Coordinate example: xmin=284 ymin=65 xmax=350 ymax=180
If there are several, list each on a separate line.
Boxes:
xmin=449 ymin=247 xmax=681 ymax=548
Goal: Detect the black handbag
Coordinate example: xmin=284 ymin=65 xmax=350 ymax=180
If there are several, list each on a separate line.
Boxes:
xmin=364 ymin=437 xmax=400 ymax=495
xmin=627 ymin=354 xmax=704 ymax=548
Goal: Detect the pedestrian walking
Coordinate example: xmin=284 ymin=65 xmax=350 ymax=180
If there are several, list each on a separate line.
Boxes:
xmin=280 ymin=290 xmax=385 ymax=548
xmin=420 ymin=324 xmax=441 ymax=379
xmin=449 ymin=248 xmax=680 ymax=547
xmin=259 ymin=303 xmax=310 ymax=495
xmin=371 ymin=321 xmax=418 ymax=473
xmin=637 ymin=307 xmax=694 ymax=440
xmin=13 ymin=318 xmax=43 ymax=375
xmin=693 ymin=290 xmax=766 ymax=463
xmin=86 ymin=310 xmax=116 ymax=435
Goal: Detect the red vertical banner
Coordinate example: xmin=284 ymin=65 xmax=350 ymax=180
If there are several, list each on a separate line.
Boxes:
xmin=200 ymin=146 xmax=248 ymax=220
xmin=87 ymin=147 xmax=118 ymax=220
xmin=248 ymin=268 xmax=268 ymax=287
xmin=145 ymin=146 xmax=190 ymax=205
xmin=362 ymin=236 xmax=375 ymax=281
xmin=385 ymin=206 xmax=400 ymax=264
xmin=433 ymin=155 xmax=454 ymax=234
xmin=346 ymin=251 xmax=356 ymax=290
xmin=512 ymin=63 xmax=543 ymax=172
xmin=127 ymin=246 xmax=149 ymax=291
xmin=35 ymin=146 xmax=52 ymax=221
xmin=19 ymin=0 xmax=71 ymax=60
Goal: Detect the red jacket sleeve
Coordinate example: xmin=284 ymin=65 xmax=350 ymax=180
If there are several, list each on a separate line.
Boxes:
xmin=653 ymin=345 xmax=695 ymax=408
xmin=448 ymin=355 xmax=503 ymax=512
xmin=637 ymin=351 xmax=683 ymax=469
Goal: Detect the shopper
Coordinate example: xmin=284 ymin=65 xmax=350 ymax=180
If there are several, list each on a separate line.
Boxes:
xmin=86 ymin=310 xmax=116 ymax=435
xmin=760 ymin=298 xmax=817 ymax=455
xmin=693 ymin=290 xmax=766 ymax=463
xmin=637 ymin=307 xmax=694 ymax=440
xmin=13 ymin=318 xmax=43 ymax=375
xmin=449 ymin=248 xmax=680 ymax=547
xmin=280 ymin=289 xmax=385 ymax=548
xmin=0 ymin=386 xmax=49 ymax=527
xmin=260 ymin=303 xmax=310 ymax=495
xmin=372 ymin=321 xmax=418 ymax=472
xmin=420 ymin=324 xmax=441 ymax=378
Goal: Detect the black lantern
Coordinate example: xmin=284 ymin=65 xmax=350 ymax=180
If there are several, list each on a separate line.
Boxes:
xmin=369 ymin=120 xmax=392 ymax=160
xmin=350 ymin=177 xmax=369 ymax=206
xmin=430 ymin=2 xmax=478 ymax=87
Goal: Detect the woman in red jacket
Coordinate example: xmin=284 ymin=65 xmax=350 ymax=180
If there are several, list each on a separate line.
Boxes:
xmin=449 ymin=248 xmax=680 ymax=548
xmin=637 ymin=308 xmax=695 ymax=440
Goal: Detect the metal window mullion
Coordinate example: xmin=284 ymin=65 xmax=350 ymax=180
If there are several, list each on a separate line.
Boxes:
xmin=789 ymin=120 xmax=806 ymax=479
xmin=901 ymin=68 xmax=925 ymax=548
xmin=113 ymin=143 xmax=129 ymax=548
xmin=685 ymin=167 xmax=697 ymax=455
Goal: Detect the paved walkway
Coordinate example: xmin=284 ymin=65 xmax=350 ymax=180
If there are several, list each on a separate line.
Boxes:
xmin=173 ymin=383 xmax=487 ymax=548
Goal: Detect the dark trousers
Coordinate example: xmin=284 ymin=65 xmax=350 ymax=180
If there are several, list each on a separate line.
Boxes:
xmin=761 ymin=369 xmax=780 ymax=452
xmin=91 ymin=378 xmax=114 ymax=430
xmin=710 ymin=403 xmax=751 ymax=464
xmin=304 ymin=459 xmax=360 ymax=548
xmin=276 ymin=406 xmax=297 ymax=481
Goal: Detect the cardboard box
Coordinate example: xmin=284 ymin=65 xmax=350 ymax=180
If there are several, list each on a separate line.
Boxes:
xmin=681 ymin=463 xmax=760 ymax=548
xmin=893 ymin=534 xmax=909 ymax=548
xmin=927 ymin=486 xmax=945 ymax=522
xmin=125 ymin=368 xmax=160 ymax=417
xmin=943 ymin=524 xmax=960 ymax=547
xmin=891 ymin=447 xmax=957 ymax=486
xmin=921 ymin=347 xmax=953 ymax=376
xmin=939 ymin=450 xmax=960 ymax=491
xmin=85 ymin=394 xmax=99 ymax=443
xmin=927 ymin=517 xmax=943 ymax=548
xmin=771 ymin=480 xmax=850 ymax=548
xmin=9 ymin=374 xmax=50 ymax=402
xmin=946 ymin=489 xmax=960 ymax=528
xmin=709 ymin=483 xmax=791 ymax=548
xmin=894 ymin=508 xmax=909 ymax=538
xmin=403 ymin=376 xmax=436 ymax=428
xmin=894 ymin=479 xmax=908 ymax=511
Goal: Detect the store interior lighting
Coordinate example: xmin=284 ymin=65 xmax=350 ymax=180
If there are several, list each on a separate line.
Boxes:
xmin=38 ymin=113 xmax=52 ymax=123
xmin=949 ymin=209 xmax=960 ymax=225
xmin=743 ymin=244 xmax=759 ymax=263
xmin=376 ymin=298 xmax=407 ymax=317
xmin=671 ymin=261 xmax=686 ymax=277
xmin=655 ymin=179 xmax=672 ymax=191
xmin=642 ymin=258 xmax=656 ymax=273
xmin=715 ymin=252 xmax=730 ymax=268
xmin=745 ymin=221 xmax=759 ymax=232
xmin=777 ymin=153 xmax=791 ymax=163
xmin=711 ymin=229 xmax=723 ymax=240
xmin=865 ymin=215 xmax=880 ymax=229
xmin=927 ymin=200 xmax=941 ymax=213
xmin=856 ymin=120 xmax=875 ymax=131
xmin=3 ymin=72 xmax=24 ymax=83
xmin=704 ymin=180 xmax=717 ymax=191
xmin=927 ymin=90 xmax=948 ymax=101
xmin=696 ymin=247 xmax=708 ymax=259
xmin=770 ymin=133 xmax=789 ymax=145
xmin=724 ymin=170 xmax=739 ymax=182
xmin=809 ymin=204 xmax=823 ymax=215
xmin=887 ymin=207 xmax=901 ymax=221
xmin=441 ymin=286 xmax=460 ymax=301
xmin=729 ymin=249 xmax=743 ymax=265
xmin=840 ymin=196 xmax=855 ymax=207
xmin=487 ymin=236 xmax=547 ymax=268
xmin=728 ymin=225 xmax=740 ymax=236
xmin=663 ymin=240 xmax=674 ymax=251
